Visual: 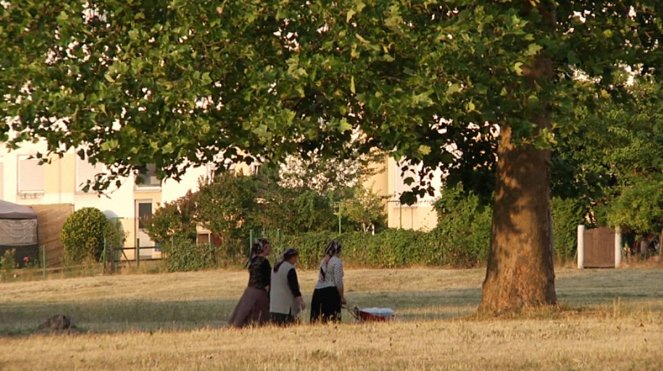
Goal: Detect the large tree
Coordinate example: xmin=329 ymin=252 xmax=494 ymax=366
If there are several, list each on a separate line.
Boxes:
xmin=1 ymin=1 xmax=661 ymax=312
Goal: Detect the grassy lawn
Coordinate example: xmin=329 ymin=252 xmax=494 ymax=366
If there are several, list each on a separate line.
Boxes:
xmin=1 ymin=267 xmax=662 ymax=370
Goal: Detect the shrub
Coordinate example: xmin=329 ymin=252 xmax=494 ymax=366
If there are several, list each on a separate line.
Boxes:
xmin=341 ymin=185 xmax=388 ymax=233
xmin=145 ymin=191 xmax=198 ymax=244
xmin=104 ymin=218 xmax=127 ymax=262
xmin=185 ymin=197 xmax=586 ymax=270
xmin=61 ymin=207 xmax=109 ymax=263
xmin=197 ymin=173 xmax=260 ymax=248
xmin=163 ymin=237 xmax=216 ymax=272
xmin=273 ymin=231 xmax=339 ymax=268
xmin=552 ymin=197 xmax=585 ymax=261
xmin=274 ymin=228 xmax=484 ymax=269
xmin=1 ymin=248 xmax=16 ymax=281
xmin=433 ymin=184 xmax=492 ymax=266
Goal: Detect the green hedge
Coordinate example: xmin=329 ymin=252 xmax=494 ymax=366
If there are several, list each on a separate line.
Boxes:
xmin=161 ymin=192 xmax=584 ymax=271
xmin=551 ymin=197 xmax=585 ymax=262
xmin=265 ymin=197 xmax=581 ymax=269
xmin=162 ymin=237 xmax=217 ymax=272
xmin=271 ymin=228 xmax=486 ymax=269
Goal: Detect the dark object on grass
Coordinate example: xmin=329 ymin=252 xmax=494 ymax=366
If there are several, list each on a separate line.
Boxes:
xmin=37 ymin=314 xmax=77 ymax=332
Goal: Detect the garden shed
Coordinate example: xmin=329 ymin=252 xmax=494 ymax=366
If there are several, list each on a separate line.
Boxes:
xmin=0 ymin=200 xmax=39 ymax=267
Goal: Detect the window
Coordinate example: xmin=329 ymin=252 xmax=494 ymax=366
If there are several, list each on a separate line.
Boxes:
xmin=18 ymin=156 xmax=44 ymax=194
xmin=135 ymin=164 xmax=161 ymax=187
xmin=76 ymin=158 xmax=103 ymax=192
xmin=137 ymin=202 xmax=152 ymax=229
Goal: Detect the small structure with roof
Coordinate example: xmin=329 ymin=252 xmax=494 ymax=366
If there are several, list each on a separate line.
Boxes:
xmin=0 ymin=200 xmax=39 ymax=267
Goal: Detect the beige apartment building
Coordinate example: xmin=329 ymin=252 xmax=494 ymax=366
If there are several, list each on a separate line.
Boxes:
xmin=365 ymin=157 xmax=441 ymax=231
xmin=0 ymin=141 xmax=211 ymax=261
xmin=0 ymin=141 xmax=439 ymax=264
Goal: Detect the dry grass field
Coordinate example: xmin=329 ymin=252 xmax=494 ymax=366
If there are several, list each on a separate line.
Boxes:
xmin=1 ymin=267 xmax=662 ymax=370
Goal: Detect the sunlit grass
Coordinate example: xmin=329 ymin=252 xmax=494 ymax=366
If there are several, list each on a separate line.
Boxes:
xmin=0 ymin=267 xmax=662 ymax=369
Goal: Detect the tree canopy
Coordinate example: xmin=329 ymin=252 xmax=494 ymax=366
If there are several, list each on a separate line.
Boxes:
xmin=2 ymin=1 xmax=661 ymax=312
xmin=552 ymin=78 xmax=663 ymax=235
xmin=4 ymin=1 xmax=657 ymax=193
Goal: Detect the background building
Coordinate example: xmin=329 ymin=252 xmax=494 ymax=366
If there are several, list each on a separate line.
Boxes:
xmin=0 ymin=142 xmax=441 ymax=265
xmin=0 ymin=141 xmax=211 ymax=262
xmin=365 ymin=157 xmax=442 ymax=231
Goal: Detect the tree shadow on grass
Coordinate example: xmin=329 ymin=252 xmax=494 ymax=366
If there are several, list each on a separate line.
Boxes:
xmin=3 ymin=268 xmax=662 ymax=336
xmin=554 ymin=268 xmax=663 ymax=308
xmin=0 ymin=287 xmax=485 ymax=336
xmin=0 ymin=297 xmax=236 ymax=336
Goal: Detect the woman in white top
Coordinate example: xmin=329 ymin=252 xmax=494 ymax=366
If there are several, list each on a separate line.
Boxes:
xmin=270 ymin=248 xmax=305 ymax=325
xmin=310 ymin=240 xmax=345 ymax=323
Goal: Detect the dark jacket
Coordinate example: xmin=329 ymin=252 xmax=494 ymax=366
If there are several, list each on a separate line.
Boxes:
xmin=248 ymin=256 xmax=271 ymax=290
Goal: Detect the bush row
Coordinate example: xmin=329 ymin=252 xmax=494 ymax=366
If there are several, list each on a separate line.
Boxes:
xmin=271 ymin=228 xmax=487 ymax=269
xmin=161 ymin=237 xmax=218 ymax=272
xmin=161 ymin=195 xmax=583 ymax=271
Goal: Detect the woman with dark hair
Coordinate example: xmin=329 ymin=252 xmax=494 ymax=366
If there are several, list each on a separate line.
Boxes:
xmin=270 ymin=248 xmax=305 ymax=325
xmin=310 ymin=240 xmax=346 ymax=323
xmin=227 ymin=238 xmax=271 ymax=327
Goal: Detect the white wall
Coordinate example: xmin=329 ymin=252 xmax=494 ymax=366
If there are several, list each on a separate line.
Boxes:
xmin=161 ymin=164 xmax=210 ymax=204
xmin=73 ymin=177 xmax=136 ymax=218
xmin=386 ymin=158 xmax=443 ymax=230
xmin=1 ymin=141 xmax=211 ymax=218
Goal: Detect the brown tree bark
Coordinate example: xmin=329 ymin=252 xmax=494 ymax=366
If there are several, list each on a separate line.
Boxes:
xmin=479 ymin=0 xmax=558 ymax=313
xmin=479 ymin=124 xmax=557 ymax=313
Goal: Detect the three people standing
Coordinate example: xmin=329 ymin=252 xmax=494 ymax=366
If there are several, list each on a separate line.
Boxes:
xmin=228 ymin=239 xmax=346 ymax=327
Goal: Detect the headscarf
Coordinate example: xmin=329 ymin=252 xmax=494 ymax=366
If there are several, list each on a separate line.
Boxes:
xmin=247 ymin=238 xmax=270 ymax=267
xmin=274 ymin=248 xmax=299 ymax=273
xmin=320 ymin=240 xmax=341 ymax=280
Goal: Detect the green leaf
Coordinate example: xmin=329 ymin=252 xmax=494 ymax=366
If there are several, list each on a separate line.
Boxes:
xmin=129 ymin=29 xmax=140 ymax=41
xmin=513 ymin=62 xmax=524 ymax=76
xmin=466 ymin=101 xmax=476 ymax=112
xmin=100 ymin=139 xmax=119 ymax=151
xmin=418 ymin=145 xmax=431 ymax=156
xmin=412 ymin=92 xmax=434 ymax=107
xmin=56 ymin=11 xmax=69 ymax=25
xmin=162 ymin=142 xmax=175 ymax=154
xmin=339 ymin=118 xmax=352 ymax=132
xmin=446 ymin=83 xmax=462 ymax=96
xmin=525 ymin=43 xmax=542 ymax=57
xmin=346 ymin=9 xmax=356 ymax=23
xmin=201 ymin=72 xmax=212 ymax=85
xmin=346 ymin=1 xmax=366 ymax=23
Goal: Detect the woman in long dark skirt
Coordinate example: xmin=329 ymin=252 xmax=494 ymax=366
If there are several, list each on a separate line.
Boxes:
xmin=227 ymin=238 xmax=271 ymax=327
xmin=310 ymin=240 xmax=345 ymax=323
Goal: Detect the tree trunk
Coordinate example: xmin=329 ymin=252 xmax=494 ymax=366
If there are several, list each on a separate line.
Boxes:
xmin=479 ymin=124 xmax=557 ymax=313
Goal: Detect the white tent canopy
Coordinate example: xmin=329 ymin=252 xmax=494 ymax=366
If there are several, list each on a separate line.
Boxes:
xmin=0 ymin=200 xmax=38 ymax=246
xmin=0 ymin=200 xmax=37 ymax=219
